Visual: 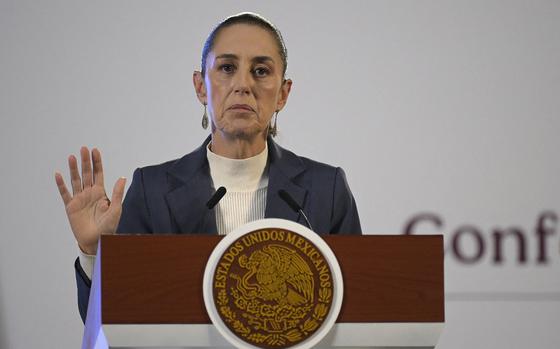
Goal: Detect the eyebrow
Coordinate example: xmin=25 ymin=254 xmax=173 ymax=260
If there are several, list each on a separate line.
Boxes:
xmin=215 ymin=54 xmax=275 ymax=64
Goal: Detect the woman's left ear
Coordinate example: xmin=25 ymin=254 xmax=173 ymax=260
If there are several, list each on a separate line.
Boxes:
xmin=193 ymin=71 xmax=207 ymax=104
xmin=276 ymin=79 xmax=293 ymax=111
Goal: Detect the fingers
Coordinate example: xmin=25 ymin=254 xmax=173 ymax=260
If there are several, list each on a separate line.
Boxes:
xmin=110 ymin=177 xmax=127 ymax=207
xmin=80 ymin=146 xmax=93 ymax=188
xmin=54 ymin=172 xmax=72 ymax=206
xmin=92 ymin=148 xmax=105 ymax=187
xmin=67 ymin=146 xmax=99 ymax=195
xmin=68 ymin=154 xmax=82 ymax=195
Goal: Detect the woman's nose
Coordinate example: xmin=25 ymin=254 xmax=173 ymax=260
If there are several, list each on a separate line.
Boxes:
xmin=233 ymin=71 xmax=252 ymax=94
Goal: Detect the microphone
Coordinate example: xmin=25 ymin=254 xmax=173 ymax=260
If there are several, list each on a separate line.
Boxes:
xmin=278 ymin=189 xmax=313 ymax=231
xmin=206 ymin=186 xmax=227 ymax=209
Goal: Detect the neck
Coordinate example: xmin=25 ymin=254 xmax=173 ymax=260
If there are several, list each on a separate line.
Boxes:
xmin=210 ymin=132 xmax=267 ymax=159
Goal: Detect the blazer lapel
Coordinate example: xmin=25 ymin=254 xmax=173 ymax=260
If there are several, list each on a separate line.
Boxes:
xmin=165 ymin=136 xmax=218 ymax=234
xmin=265 ymin=138 xmax=308 ymax=224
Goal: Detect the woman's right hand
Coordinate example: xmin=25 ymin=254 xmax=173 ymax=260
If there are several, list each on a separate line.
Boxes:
xmin=55 ymin=147 xmax=126 ymax=255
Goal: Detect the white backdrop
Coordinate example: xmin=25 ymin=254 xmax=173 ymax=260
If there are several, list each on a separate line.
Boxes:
xmin=1 ymin=1 xmax=559 ymax=348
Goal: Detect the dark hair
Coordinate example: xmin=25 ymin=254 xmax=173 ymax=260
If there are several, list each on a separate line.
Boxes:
xmin=201 ymin=12 xmax=288 ymax=78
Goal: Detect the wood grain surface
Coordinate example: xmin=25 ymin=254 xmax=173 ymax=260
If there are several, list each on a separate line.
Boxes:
xmin=101 ymin=235 xmax=443 ymax=324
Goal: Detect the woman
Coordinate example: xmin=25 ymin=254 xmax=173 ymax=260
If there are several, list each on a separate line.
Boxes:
xmin=55 ymin=12 xmax=361 ymax=323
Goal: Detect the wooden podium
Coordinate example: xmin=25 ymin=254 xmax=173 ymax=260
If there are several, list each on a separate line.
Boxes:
xmin=82 ymin=235 xmax=444 ymax=349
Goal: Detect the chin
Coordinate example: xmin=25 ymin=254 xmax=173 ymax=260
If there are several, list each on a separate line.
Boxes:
xmin=223 ymin=120 xmax=264 ymax=139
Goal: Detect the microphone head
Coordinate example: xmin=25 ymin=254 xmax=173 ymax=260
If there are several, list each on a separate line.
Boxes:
xmin=206 ymin=186 xmax=227 ymax=209
xmin=278 ymin=189 xmax=301 ymax=213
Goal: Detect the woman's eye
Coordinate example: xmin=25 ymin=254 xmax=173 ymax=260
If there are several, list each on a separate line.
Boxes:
xmin=253 ymin=67 xmax=270 ymax=77
xmin=219 ymin=64 xmax=235 ymax=73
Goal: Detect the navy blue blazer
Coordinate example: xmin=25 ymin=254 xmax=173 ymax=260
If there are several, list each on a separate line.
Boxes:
xmin=75 ymin=136 xmax=361 ymax=322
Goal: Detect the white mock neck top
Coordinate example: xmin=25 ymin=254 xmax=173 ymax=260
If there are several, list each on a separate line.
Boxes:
xmin=206 ymin=143 xmax=269 ymax=191
xmin=206 ymin=143 xmax=269 ymax=235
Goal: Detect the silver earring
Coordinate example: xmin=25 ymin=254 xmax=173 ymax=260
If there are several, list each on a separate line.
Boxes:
xmin=201 ymin=104 xmax=208 ymax=130
xmin=270 ymin=111 xmax=279 ymax=137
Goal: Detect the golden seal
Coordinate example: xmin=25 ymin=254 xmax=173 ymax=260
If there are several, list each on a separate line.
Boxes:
xmin=212 ymin=228 xmax=335 ymax=348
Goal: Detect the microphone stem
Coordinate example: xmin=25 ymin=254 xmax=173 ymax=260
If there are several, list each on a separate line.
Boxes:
xmin=299 ymin=209 xmax=313 ymax=231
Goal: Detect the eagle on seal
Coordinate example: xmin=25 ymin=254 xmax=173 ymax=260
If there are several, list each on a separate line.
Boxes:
xmin=237 ymin=244 xmax=314 ymax=306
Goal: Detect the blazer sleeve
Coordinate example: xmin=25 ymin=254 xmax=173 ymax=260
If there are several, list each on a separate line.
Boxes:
xmin=75 ymin=257 xmax=92 ymax=324
xmin=75 ymin=167 xmax=153 ymax=324
xmin=330 ymin=167 xmax=362 ymax=235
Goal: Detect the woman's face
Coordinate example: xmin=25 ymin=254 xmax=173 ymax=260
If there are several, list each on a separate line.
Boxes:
xmin=194 ymin=24 xmax=291 ymax=141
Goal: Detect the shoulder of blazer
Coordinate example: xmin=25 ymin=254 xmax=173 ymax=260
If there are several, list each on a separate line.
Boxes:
xmin=273 ymin=142 xmax=340 ymax=185
xmin=132 ymin=136 xmax=211 ymax=189
xmin=267 ymin=137 xmax=341 ymax=180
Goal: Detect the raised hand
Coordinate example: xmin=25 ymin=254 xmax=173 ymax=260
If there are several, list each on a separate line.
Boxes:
xmin=55 ymin=147 xmax=126 ymax=255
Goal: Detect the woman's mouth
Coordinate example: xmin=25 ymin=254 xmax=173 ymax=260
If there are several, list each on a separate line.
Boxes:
xmin=228 ymin=104 xmax=254 ymax=112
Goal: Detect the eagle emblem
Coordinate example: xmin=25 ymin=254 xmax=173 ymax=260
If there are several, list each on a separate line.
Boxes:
xmin=232 ymin=244 xmax=315 ymax=327
xmin=212 ymin=228 xmax=335 ymax=348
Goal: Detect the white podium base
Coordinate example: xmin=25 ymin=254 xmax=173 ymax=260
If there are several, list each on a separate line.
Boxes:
xmin=101 ymin=322 xmax=443 ymax=348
